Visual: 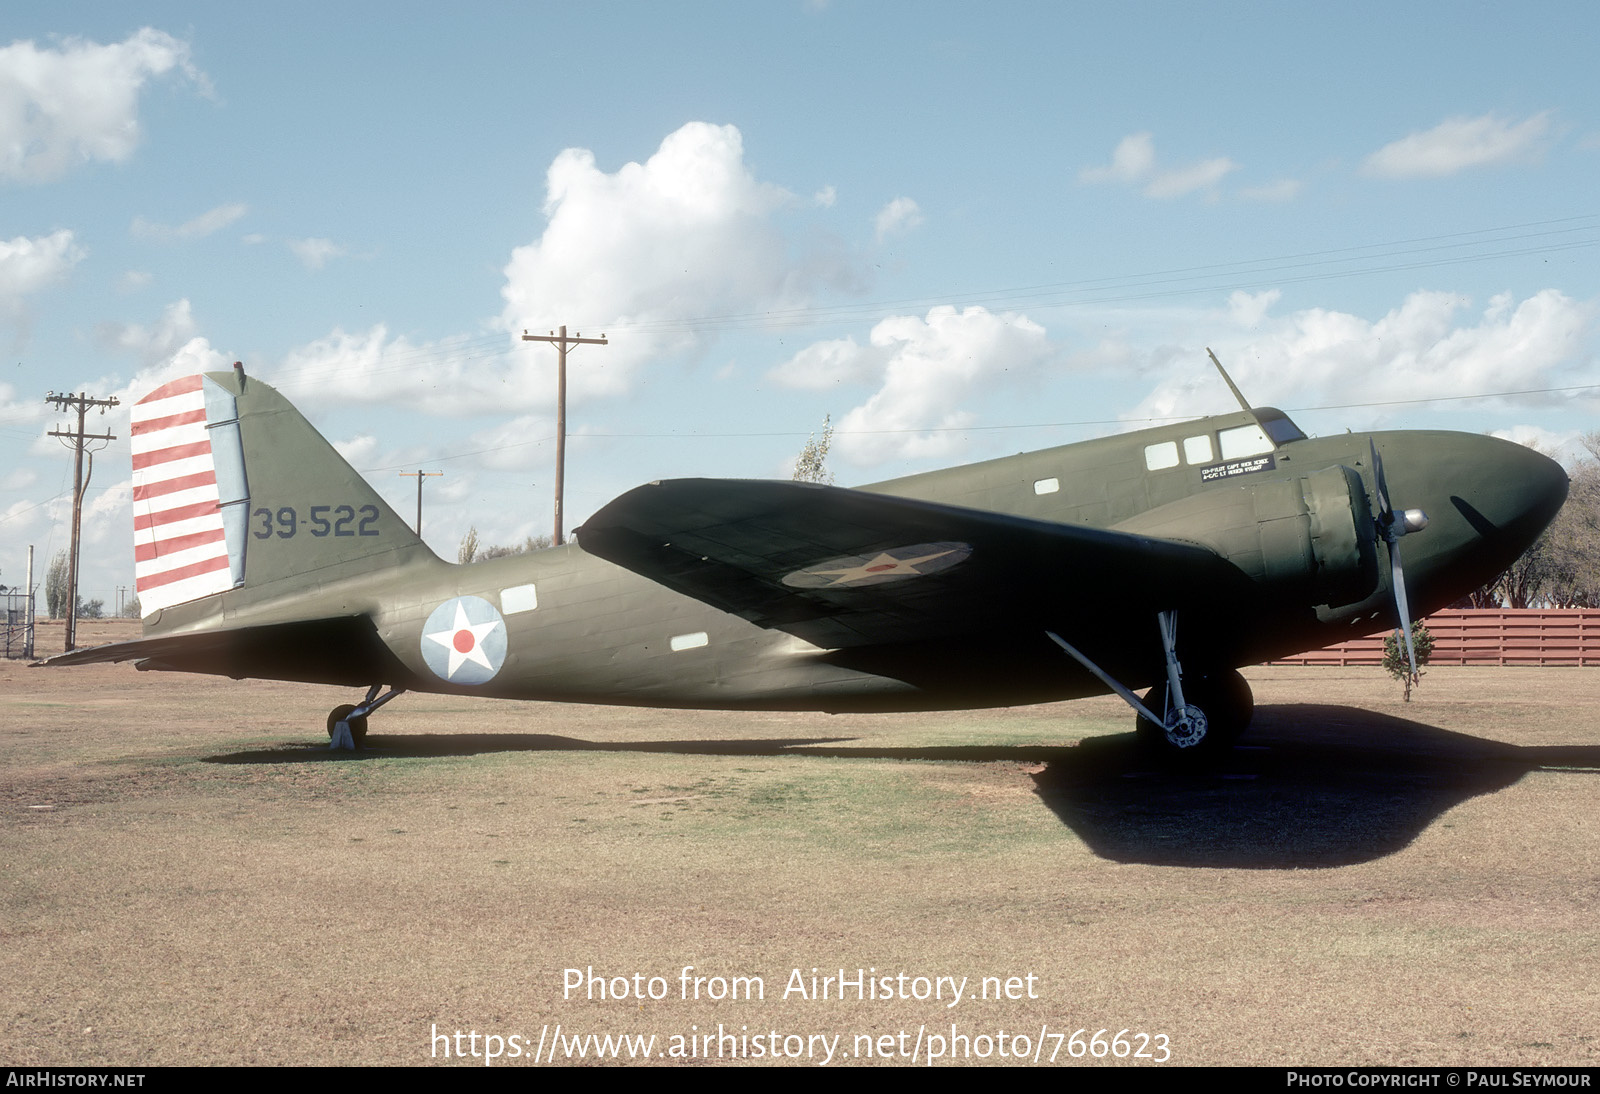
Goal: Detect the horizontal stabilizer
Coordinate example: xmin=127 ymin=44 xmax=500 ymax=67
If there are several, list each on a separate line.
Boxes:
xmin=39 ymin=616 xmax=409 ymax=688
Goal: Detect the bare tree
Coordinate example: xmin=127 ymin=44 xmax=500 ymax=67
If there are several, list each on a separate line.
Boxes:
xmin=479 ymin=534 xmax=553 ymax=561
xmin=1534 ymin=432 xmax=1600 ymax=607
xmin=793 ymin=415 xmax=834 ymax=484
xmin=1459 ymin=433 xmax=1600 ymax=608
xmin=460 ymin=526 xmax=553 ymax=564
xmin=45 ymin=551 xmax=69 ymax=618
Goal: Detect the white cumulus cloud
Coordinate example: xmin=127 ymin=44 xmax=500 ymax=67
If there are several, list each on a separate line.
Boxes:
xmin=1143 ymin=157 xmax=1237 ymax=199
xmin=768 ymin=335 xmax=872 ymax=390
xmin=829 ymin=305 xmax=1052 ymax=465
xmin=0 ymin=229 xmax=82 ymax=300
xmin=497 ymin=121 xmax=854 ymax=406
xmin=1362 ymin=112 xmax=1552 ymax=179
xmin=1489 ymin=425 xmax=1583 ymax=463
xmin=288 ymin=237 xmax=347 ymax=270
xmin=269 ymin=123 xmax=867 ymax=416
xmin=131 ymin=203 xmax=248 ymax=242
xmin=1080 ymin=132 xmax=1237 ymax=199
xmin=331 ymin=434 xmax=380 ymax=466
xmin=874 ymin=196 xmax=923 ymax=240
xmin=1079 ymin=132 xmax=1155 ymax=185
xmin=1129 ymin=288 xmax=1596 ymax=423
xmin=96 ymin=298 xmax=204 ymax=366
xmin=0 ymin=28 xmax=205 ymax=183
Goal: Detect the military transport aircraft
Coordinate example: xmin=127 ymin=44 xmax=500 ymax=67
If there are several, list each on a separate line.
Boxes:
xmin=46 ymin=360 xmax=1568 ymax=756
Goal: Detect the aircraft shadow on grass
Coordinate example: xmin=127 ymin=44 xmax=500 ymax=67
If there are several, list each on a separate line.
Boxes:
xmin=203 ymin=702 xmax=1598 ymax=870
xmin=1030 ymin=703 xmax=1599 ymax=869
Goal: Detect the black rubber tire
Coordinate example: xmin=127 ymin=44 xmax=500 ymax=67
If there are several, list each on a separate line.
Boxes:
xmin=326 ymin=704 xmax=368 ymax=745
xmin=1134 ymin=668 xmax=1254 ymax=758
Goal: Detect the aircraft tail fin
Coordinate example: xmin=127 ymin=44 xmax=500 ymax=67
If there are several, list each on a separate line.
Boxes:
xmin=132 ymin=367 xmax=433 ymax=627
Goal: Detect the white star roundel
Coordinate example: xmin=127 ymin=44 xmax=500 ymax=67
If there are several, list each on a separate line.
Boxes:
xmin=421 ymin=596 xmax=507 ymax=685
xmin=782 ymin=541 xmax=972 ymax=589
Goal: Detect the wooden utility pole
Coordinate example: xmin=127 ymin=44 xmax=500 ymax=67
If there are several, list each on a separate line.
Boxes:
xmin=45 ymin=390 xmax=119 ymax=652
xmin=398 ymin=470 xmax=443 ymax=535
xmin=520 ymin=325 xmax=607 ymax=545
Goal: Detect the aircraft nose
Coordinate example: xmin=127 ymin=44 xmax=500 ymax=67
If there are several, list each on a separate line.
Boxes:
xmin=1448 ymin=433 xmax=1568 ymax=551
xmin=1388 ymin=431 xmax=1569 ymax=592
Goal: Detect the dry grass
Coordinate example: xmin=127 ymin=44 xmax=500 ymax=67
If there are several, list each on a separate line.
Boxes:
xmin=2 ymin=635 xmax=1597 ymax=1066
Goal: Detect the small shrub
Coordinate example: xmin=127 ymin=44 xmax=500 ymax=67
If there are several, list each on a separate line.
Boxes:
xmin=1383 ymin=621 xmax=1434 ymax=702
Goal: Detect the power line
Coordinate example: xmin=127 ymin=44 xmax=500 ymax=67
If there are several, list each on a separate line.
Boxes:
xmin=347 ymin=380 xmax=1600 ymax=473
xmin=252 ymin=212 xmax=1600 ymax=381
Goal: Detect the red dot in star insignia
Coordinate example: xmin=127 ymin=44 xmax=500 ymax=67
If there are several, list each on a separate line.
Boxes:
xmin=454 ymin=630 xmax=474 ymax=653
xmin=865 ymin=563 xmax=896 ymax=572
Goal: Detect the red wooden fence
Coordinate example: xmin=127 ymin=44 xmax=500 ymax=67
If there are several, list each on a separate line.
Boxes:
xmin=1273 ymin=609 xmax=1600 ymax=667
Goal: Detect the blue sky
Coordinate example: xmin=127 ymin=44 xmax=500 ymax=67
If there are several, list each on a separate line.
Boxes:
xmin=4 ymin=2 xmax=1598 ymax=611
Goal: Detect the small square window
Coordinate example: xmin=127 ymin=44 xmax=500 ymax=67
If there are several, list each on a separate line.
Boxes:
xmin=500 ymin=583 xmax=538 ymax=614
xmin=1033 ymin=477 xmax=1060 ymax=495
xmin=1183 ymin=435 xmax=1214 ymax=465
xmin=1144 ymin=441 xmax=1180 ymax=471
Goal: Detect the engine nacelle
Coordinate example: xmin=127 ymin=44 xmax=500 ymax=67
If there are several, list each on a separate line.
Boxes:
xmin=1114 ymin=465 xmax=1379 ymax=607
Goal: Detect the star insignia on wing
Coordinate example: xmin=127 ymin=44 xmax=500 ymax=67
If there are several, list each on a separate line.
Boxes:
xmin=782 ymin=541 xmax=972 ymax=589
xmin=808 ymin=547 xmax=959 ymax=585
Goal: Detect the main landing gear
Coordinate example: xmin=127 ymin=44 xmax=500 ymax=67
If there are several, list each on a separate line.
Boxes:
xmin=326 ymin=684 xmax=406 ymax=749
xmin=1131 ymin=666 xmax=1253 ymax=756
xmin=1046 ymin=611 xmax=1254 ymax=760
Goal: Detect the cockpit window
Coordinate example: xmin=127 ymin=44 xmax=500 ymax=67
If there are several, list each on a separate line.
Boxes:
xmin=1260 ymin=416 xmax=1307 ymax=444
xmin=1218 ymin=424 xmax=1274 ymax=459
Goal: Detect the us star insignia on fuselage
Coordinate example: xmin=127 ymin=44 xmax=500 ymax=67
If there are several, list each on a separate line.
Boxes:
xmin=421 ymin=596 xmax=507 ymax=684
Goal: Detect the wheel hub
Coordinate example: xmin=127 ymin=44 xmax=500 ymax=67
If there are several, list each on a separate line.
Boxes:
xmin=1163 ymin=704 xmax=1209 ymax=749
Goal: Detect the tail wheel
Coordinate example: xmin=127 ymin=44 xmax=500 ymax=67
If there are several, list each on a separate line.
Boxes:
xmin=327 ymin=704 xmax=369 ymax=745
xmin=1135 ymin=668 xmax=1253 ymax=757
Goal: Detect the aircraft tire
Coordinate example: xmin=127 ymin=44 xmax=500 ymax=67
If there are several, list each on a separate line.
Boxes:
xmin=327 ymin=704 xmax=369 ymax=746
xmin=1135 ymin=668 xmax=1253 ymax=759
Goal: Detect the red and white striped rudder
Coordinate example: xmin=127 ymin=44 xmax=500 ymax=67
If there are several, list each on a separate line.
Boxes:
xmin=130 ymin=375 xmax=240 ymax=616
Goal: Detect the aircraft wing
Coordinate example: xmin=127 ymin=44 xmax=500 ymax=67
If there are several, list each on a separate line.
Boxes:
xmin=578 ymin=479 xmax=1252 ymax=649
xmin=38 ymin=615 xmax=406 ymax=687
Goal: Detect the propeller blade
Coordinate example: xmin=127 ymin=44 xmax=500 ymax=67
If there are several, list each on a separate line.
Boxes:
xmin=1389 ymin=536 xmax=1418 ymax=681
xmin=1371 ymin=437 xmax=1417 ymax=680
xmin=1369 ymin=437 xmax=1394 ymax=527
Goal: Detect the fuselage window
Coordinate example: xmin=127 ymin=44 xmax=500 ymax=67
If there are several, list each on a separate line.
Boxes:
xmin=1143 ymin=441 xmax=1180 ymax=471
xmin=1033 ymin=477 xmax=1060 ymax=495
xmin=1218 ymin=424 xmax=1274 ymax=460
xmin=670 ymin=631 xmax=709 ymax=652
xmin=1183 ymin=435 xmax=1214 ymax=465
xmin=500 ymin=583 xmax=538 ymax=614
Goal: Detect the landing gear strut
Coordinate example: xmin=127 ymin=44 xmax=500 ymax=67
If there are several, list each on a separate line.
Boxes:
xmin=327 ymin=684 xmax=406 ymax=749
xmin=1046 ymin=611 xmax=1254 ymax=759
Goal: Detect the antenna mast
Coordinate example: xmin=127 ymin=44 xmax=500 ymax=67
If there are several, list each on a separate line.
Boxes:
xmin=1206 ymin=348 xmax=1253 ymax=413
